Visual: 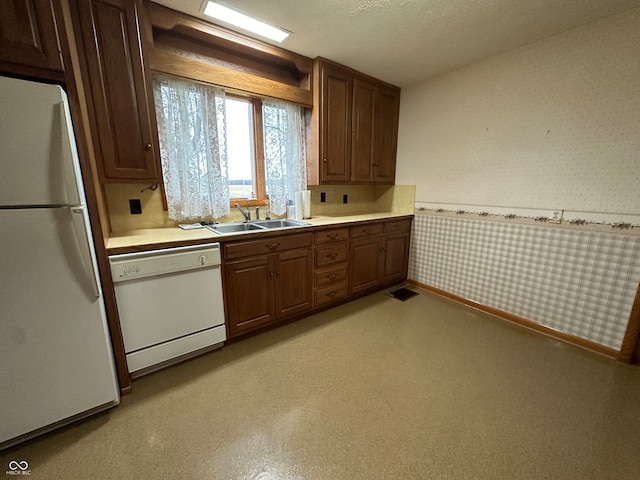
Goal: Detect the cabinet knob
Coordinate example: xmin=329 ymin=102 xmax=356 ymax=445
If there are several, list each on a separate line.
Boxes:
xmin=323 ymin=158 xmax=327 ymax=163
xmin=144 ymin=143 xmax=152 ymax=151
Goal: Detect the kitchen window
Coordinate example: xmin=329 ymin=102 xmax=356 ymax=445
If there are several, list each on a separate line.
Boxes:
xmin=153 ymin=74 xmax=306 ymax=222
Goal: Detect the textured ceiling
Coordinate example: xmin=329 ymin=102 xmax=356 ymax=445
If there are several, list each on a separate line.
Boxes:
xmin=150 ymin=0 xmax=640 ymax=87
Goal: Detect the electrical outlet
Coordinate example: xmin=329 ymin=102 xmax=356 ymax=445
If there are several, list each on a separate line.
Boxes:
xmin=549 ymin=210 xmax=562 ymax=224
xmin=320 ymin=192 xmax=326 ymax=203
xmin=343 ymin=194 xmax=348 ymax=204
xmin=129 ymin=199 xmax=142 ymax=215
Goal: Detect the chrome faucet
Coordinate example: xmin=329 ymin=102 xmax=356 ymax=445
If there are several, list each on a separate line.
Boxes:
xmin=234 ymin=203 xmax=250 ymax=221
xmin=234 ymin=194 xmax=254 ymax=222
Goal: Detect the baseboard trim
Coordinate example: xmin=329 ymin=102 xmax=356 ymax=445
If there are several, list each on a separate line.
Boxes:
xmin=406 ymin=279 xmax=619 ymax=360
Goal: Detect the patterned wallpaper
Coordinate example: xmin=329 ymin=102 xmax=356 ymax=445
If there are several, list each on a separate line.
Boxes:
xmin=396 ymin=8 xmax=640 ymax=219
xmin=409 ymin=213 xmax=640 ymax=350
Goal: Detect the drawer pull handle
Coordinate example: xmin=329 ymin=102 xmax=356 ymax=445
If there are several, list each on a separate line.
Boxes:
xmin=327 ymin=273 xmax=337 ymax=280
xmin=327 ymin=291 xmax=337 ymax=298
xmin=327 ymin=233 xmax=338 ymax=240
xmin=326 ymin=253 xmax=338 ymax=260
xmin=363 ymin=228 xmax=372 ymax=233
xmin=265 ymin=243 xmax=280 ymax=250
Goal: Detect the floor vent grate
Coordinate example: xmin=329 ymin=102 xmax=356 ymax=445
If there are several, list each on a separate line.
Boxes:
xmin=387 ymin=287 xmax=419 ymax=301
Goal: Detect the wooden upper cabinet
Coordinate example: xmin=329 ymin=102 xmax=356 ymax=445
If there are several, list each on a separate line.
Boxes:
xmin=320 ymin=62 xmax=352 ymax=183
xmin=309 ymin=58 xmax=400 ymax=185
xmin=351 ymin=79 xmax=400 ymax=183
xmin=75 ymin=0 xmax=161 ymax=182
xmin=351 ymin=79 xmax=375 ymax=182
xmin=0 ymin=0 xmax=63 ymax=79
xmin=372 ymin=86 xmax=400 ymax=183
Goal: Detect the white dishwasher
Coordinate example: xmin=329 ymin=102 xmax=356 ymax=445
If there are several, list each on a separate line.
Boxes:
xmin=109 ymin=243 xmax=226 ymax=377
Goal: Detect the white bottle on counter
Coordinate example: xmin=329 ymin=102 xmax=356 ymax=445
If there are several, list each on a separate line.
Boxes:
xmin=286 ymin=200 xmax=296 ymax=219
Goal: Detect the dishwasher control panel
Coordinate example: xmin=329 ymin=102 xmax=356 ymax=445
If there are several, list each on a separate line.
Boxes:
xmin=109 ymin=243 xmax=221 ymax=282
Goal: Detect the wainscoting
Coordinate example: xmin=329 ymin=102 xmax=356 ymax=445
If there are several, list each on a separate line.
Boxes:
xmin=408 ymin=212 xmax=640 ymax=354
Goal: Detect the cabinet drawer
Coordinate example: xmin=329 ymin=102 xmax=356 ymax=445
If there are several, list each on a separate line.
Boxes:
xmin=225 ymin=233 xmax=312 ymax=260
xmin=314 ymin=281 xmax=348 ymax=306
xmin=350 ymin=223 xmax=383 ymax=238
xmin=314 ymin=264 xmax=348 ymax=287
xmin=315 ymin=242 xmax=348 ymax=267
xmin=384 ymin=219 xmax=412 ymax=234
xmin=314 ymin=228 xmax=349 ymax=244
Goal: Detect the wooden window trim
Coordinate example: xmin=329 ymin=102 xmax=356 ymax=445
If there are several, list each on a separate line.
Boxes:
xmin=227 ymin=95 xmax=268 ymax=208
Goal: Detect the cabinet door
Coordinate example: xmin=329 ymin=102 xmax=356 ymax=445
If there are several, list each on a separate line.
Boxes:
xmin=0 ymin=0 xmax=62 ymax=76
xmin=320 ymin=63 xmax=351 ymax=182
xmin=351 ymin=79 xmax=375 ymax=182
xmin=275 ymin=249 xmax=312 ymax=318
xmin=382 ymin=232 xmax=410 ymax=281
xmin=224 ymin=256 xmax=274 ymax=337
xmin=76 ymin=0 xmax=160 ymax=181
xmin=349 ymin=236 xmax=383 ymax=294
xmin=373 ymin=87 xmax=400 ymax=183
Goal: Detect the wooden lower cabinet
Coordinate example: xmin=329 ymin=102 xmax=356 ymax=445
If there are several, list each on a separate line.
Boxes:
xmin=313 ymin=228 xmax=349 ymax=307
xmin=224 ymin=248 xmax=312 ymax=338
xmin=224 ymin=256 xmax=273 ymax=335
xmin=349 ymin=236 xmax=384 ymax=294
xmin=382 ymin=232 xmax=410 ymax=282
xmin=349 ymin=219 xmax=412 ymax=294
xmin=223 ymin=219 xmax=412 ymax=338
xmin=274 ymin=249 xmax=313 ymax=318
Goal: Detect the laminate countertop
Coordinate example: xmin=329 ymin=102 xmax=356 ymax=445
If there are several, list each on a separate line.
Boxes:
xmin=106 ymin=212 xmax=413 ymax=254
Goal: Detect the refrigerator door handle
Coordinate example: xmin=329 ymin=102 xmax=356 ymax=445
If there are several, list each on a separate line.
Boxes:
xmin=59 ymin=100 xmax=82 ymax=206
xmin=70 ymin=207 xmax=101 ymax=298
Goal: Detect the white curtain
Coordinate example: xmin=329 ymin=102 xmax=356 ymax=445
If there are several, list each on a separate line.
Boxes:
xmin=262 ymin=100 xmax=307 ymax=215
xmin=152 ymin=75 xmax=230 ymax=222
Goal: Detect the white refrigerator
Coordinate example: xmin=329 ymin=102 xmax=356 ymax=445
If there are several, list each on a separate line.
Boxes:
xmin=0 ymin=76 xmax=119 ymax=449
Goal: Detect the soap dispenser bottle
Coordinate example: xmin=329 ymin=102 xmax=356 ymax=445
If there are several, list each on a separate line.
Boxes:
xmin=286 ymin=199 xmax=296 ymax=219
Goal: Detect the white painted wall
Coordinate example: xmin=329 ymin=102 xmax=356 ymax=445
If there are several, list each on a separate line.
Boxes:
xmin=396 ymin=7 xmax=640 ymax=219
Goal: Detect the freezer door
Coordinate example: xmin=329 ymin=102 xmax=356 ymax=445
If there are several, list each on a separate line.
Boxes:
xmin=0 ymin=208 xmax=119 ymax=446
xmin=0 ymin=76 xmax=83 ymax=207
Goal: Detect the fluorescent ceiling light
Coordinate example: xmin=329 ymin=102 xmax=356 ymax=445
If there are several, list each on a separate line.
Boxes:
xmin=203 ymin=2 xmax=290 ymax=43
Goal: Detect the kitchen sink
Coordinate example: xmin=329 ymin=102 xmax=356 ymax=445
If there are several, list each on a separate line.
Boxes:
xmin=253 ymin=219 xmax=309 ymax=229
xmin=207 ymin=219 xmax=309 ymax=235
xmin=209 ymin=223 xmax=266 ymax=234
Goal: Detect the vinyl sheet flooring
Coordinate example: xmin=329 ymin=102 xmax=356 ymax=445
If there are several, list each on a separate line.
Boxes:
xmin=2 ymin=287 xmax=640 ymax=479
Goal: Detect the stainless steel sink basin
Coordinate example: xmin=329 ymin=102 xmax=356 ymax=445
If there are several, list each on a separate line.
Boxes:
xmin=207 ymin=219 xmax=309 ymax=235
xmin=209 ymin=223 xmax=266 ymax=234
xmin=253 ymin=219 xmax=309 ymax=229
